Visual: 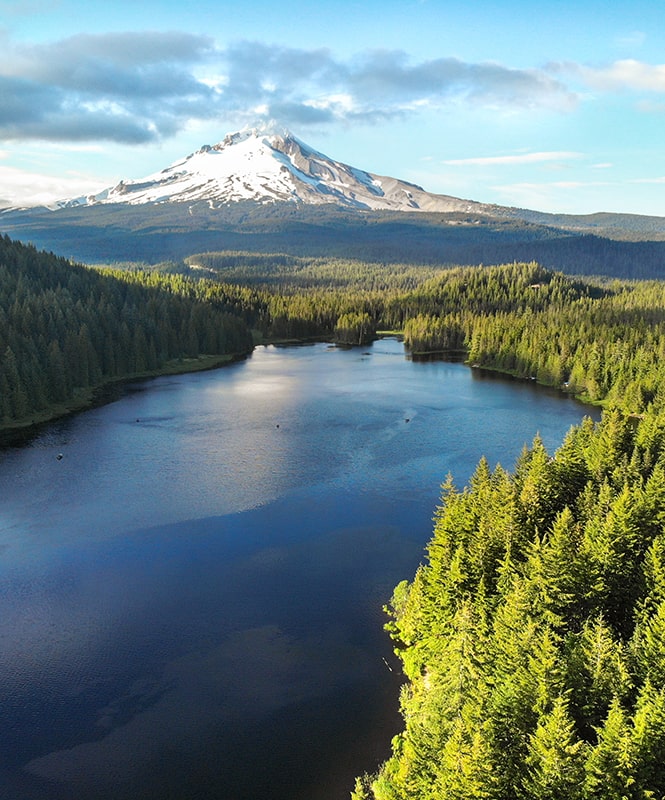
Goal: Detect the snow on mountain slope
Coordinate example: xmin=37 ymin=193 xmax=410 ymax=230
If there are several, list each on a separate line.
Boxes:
xmin=54 ymin=128 xmax=481 ymax=213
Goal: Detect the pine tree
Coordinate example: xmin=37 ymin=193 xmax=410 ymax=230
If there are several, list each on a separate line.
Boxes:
xmin=630 ymin=681 xmax=665 ymax=797
xmin=584 ymin=697 xmax=636 ymax=800
xmin=523 ymin=696 xmax=587 ymax=800
xmin=568 ymin=615 xmax=631 ymax=733
xmin=631 ymin=598 xmax=665 ymax=688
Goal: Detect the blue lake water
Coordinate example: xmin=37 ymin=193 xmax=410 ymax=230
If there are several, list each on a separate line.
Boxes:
xmin=0 ymin=339 xmax=599 ymax=800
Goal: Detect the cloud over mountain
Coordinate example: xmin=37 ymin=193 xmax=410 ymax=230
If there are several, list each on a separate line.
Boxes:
xmin=0 ymin=31 xmax=579 ymax=145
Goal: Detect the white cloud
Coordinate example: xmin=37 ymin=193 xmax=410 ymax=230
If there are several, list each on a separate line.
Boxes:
xmin=0 ymin=32 xmax=578 ymax=146
xmin=304 ymin=93 xmax=357 ymax=113
xmin=198 ymin=75 xmax=229 ymax=92
xmin=0 ymin=164 xmax=106 ymax=208
xmin=444 ymin=151 xmax=582 ymax=166
xmin=576 ymin=59 xmax=665 ymax=92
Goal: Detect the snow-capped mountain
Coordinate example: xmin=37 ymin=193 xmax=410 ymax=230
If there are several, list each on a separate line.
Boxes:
xmin=55 ymin=128 xmax=481 ymax=214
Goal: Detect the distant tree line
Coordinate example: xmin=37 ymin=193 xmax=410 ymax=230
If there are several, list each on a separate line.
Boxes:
xmin=4 ymin=203 xmax=665 ymax=278
xmin=178 ymin=255 xmax=665 ymax=417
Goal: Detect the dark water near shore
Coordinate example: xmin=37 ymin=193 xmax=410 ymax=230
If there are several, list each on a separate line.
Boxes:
xmin=0 ymin=339 xmax=599 ymax=800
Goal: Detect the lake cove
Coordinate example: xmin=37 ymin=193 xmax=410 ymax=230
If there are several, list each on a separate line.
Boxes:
xmin=0 ymin=338 xmax=599 ymax=800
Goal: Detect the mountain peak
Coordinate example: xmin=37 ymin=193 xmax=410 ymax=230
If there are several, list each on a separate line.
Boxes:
xmin=52 ymin=127 xmax=481 ymax=214
xmin=203 ymin=122 xmax=294 ymax=151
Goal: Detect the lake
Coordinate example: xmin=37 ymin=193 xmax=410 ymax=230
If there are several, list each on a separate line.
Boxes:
xmin=0 ymin=339 xmax=599 ymax=800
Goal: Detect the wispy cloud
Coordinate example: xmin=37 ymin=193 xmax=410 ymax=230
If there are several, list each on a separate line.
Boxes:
xmin=0 ymin=32 xmax=578 ymax=145
xmin=615 ymin=31 xmax=647 ymax=49
xmin=444 ymin=151 xmax=582 ymax=166
xmin=561 ymin=59 xmax=665 ymax=92
xmin=0 ymin=163 xmax=105 ymax=208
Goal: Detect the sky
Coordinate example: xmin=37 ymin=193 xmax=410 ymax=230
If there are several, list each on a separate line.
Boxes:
xmin=1 ymin=0 xmax=665 ymax=215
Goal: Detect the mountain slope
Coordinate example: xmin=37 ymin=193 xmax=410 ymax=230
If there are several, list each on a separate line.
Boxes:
xmin=11 ymin=125 xmax=665 ymax=242
xmin=54 ymin=128 xmax=483 ymax=214
xmin=2 ymin=127 xmax=665 ymax=277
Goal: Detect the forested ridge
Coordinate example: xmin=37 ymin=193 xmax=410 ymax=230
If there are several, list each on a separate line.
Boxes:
xmin=0 ymin=235 xmax=253 ymax=429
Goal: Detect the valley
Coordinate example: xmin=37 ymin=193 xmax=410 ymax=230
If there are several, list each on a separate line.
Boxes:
xmin=4 ymin=0 xmax=665 ymax=795
xmin=4 ymin=126 xmax=665 ymax=800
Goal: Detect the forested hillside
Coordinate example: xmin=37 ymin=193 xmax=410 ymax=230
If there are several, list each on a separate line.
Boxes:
xmin=355 ymin=409 xmax=665 ymax=800
xmin=399 ymin=264 xmax=665 ymax=413
xmin=3 ymin=203 xmax=665 ymax=277
xmin=0 ymin=235 xmax=253 ymax=430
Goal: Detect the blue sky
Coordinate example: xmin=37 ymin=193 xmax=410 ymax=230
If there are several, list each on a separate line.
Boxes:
xmin=1 ymin=0 xmax=665 ymax=215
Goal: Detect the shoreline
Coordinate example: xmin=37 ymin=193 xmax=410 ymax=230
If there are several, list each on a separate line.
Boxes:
xmin=0 ymin=352 xmax=247 ymax=448
xmin=1 ymin=336 xmax=604 ymax=448
xmin=407 ymin=346 xmax=603 ymax=409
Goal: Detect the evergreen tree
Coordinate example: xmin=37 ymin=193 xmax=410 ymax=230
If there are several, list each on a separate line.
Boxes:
xmin=523 ymin=696 xmax=587 ymax=800
xmin=584 ymin=697 xmax=636 ymax=800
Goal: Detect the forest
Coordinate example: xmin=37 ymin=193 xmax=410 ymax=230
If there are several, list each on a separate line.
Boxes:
xmin=3 ymin=201 xmax=665 ymax=277
xmin=353 ymin=404 xmax=665 ymax=800
xmin=0 ymin=235 xmax=253 ymax=433
xmin=5 ymin=235 xmax=665 ymax=799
